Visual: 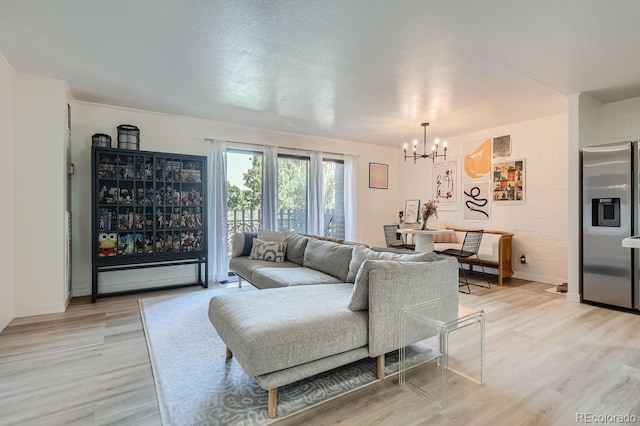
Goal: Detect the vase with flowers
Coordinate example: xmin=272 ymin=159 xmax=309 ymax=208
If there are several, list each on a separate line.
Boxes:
xmin=420 ymin=200 xmax=438 ymax=230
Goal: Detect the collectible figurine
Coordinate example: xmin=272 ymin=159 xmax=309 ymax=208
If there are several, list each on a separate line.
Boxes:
xmin=121 ymin=234 xmax=135 ymax=255
xmin=98 ymin=233 xmax=117 ymax=257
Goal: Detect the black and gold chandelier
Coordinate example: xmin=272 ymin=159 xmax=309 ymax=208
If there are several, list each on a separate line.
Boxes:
xmin=403 ymin=122 xmax=447 ymax=163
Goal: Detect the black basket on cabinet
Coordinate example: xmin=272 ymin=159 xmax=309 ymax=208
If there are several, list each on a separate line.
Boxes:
xmin=92 ymin=133 xmax=112 ymax=148
xmin=117 ymin=125 xmax=140 ymax=150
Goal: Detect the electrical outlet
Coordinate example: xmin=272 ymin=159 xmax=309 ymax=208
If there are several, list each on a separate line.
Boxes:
xmin=520 ymin=255 xmax=527 ymax=264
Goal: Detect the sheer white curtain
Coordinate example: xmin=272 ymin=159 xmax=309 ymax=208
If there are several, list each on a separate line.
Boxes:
xmin=344 ymin=155 xmax=358 ymax=241
xmin=308 ymin=151 xmax=324 ymax=236
xmin=208 ymin=139 xmax=229 ymax=282
xmin=262 ymin=145 xmax=279 ymax=231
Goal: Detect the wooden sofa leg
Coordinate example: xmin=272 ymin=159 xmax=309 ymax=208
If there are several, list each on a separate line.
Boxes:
xmin=268 ymin=388 xmax=278 ymax=418
xmin=226 ymin=347 xmax=233 ymax=360
xmin=377 ymin=354 xmax=385 ymax=380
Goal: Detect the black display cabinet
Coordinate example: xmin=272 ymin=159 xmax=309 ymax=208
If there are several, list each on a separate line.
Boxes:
xmin=91 ymin=147 xmax=208 ymax=302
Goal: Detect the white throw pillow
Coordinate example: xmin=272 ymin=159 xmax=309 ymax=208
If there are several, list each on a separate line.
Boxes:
xmin=248 ymin=238 xmax=287 ymax=263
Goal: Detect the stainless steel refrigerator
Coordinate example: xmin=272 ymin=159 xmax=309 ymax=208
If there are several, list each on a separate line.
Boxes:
xmin=582 ymin=141 xmax=639 ymax=310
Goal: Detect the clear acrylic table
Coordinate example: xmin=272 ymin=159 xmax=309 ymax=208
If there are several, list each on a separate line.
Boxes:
xmin=399 ymin=299 xmax=485 ymax=408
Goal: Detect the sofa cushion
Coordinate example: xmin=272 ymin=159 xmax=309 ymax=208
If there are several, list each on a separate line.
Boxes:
xmin=285 ymin=233 xmax=309 ymax=266
xmin=349 ymin=259 xmax=429 ymax=310
xmin=346 ymin=245 xmax=435 ymax=283
xmin=252 ymin=267 xmax=343 ymax=288
xmin=208 ymin=284 xmax=368 ymax=377
xmin=258 ymin=229 xmax=289 ymax=242
xmin=303 ymin=238 xmax=354 ymax=282
xmin=231 ymin=231 xmax=258 ymax=258
xmin=229 ymin=257 xmax=299 ymax=283
xmin=249 ymin=238 xmax=287 ymax=262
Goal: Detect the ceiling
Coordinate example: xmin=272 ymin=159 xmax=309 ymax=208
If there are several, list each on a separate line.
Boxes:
xmin=2 ymin=0 xmax=640 ymax=146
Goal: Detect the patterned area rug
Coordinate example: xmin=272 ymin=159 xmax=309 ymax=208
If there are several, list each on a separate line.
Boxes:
xmin=140 ymin=287 xmax=436 ymax=426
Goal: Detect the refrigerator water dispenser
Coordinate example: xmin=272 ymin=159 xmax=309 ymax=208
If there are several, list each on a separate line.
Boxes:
xmin=592 ymin=198 xmax=620 ymax=227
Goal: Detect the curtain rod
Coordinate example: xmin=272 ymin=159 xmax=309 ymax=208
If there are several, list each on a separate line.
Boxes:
xmin=205 ymin=138 xmax=360 ymax=158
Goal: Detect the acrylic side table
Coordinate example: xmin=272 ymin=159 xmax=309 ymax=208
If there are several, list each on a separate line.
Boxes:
xmin=399 ymin=299 xmax=485 ymax=408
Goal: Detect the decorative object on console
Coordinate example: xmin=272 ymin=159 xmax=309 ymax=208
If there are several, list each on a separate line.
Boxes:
xmin=420 ymin=200 xmax=438 ymax=230
xmin=369 ymin=163 xmax=388 ymax=189
xmin=403 ymin=122 xmax=447 ymax=163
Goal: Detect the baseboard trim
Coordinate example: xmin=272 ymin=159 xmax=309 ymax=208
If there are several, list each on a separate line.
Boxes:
xmin=565 ymin=292 xmax=580 ymax=303
xmin=512 ymin=271 xmax=564 ymax=285
xmin=0 ymin=309 xmax=14 ymax=332
xmin=14 ymin=302 xmax=68 ymax=318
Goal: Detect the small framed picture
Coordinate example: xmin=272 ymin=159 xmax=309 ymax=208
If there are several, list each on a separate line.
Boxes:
xmin=369 ymin=162 xmax=388 ymax=189
xmin=493 ymin=135 xmax=511 ymax=158
xmin=404 ymin=199 xmax=421 ymax=223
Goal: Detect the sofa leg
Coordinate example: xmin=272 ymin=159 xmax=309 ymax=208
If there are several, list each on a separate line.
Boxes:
xmin=238 ymin=276 xmax=243 ymax=288
xmin=226 ymin=347 xmax=233 ymax=360
xmin=268 ymin=388 xmax=278 ymax=418
xmin=377 ymin=354 xmax=385 ymax=380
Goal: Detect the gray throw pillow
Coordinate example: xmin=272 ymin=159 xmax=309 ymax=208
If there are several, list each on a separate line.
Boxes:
xmin=349 ymin=260 xmax=418 ymax=310
xmin=249 ymin=238 xmax=287 ymax=263
xmin=346 ymin=245 xmax=435 ymax=283
xmin=285 ymin=233 xmax=309 ymax=266
xmin=303 ymin=238 xmax=354 ymax=282
xmin=258 ymin=229 xmax=289 ymax=242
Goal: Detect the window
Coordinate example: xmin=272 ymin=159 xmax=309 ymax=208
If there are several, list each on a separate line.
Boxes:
xmin=323 ymin=159 xmax=345 ymax=239
xmin=226 ymin=149 xmax=262 ymax=235
xmin=277 ymin=155 xmax=309 ymax=233
xmin=225 ymin=148 xmax=346 ymax=241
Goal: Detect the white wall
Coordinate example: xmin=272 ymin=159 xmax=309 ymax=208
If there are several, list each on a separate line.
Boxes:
xmin=0 ymin=53 xmax=15 ymax=331
xmin=71 ymin=102 xmax=399 ymax=296
xmin=398 ymin=113 xmax=569 ymax=285
xmin=13 ymin=74 xmax=69 ymax=316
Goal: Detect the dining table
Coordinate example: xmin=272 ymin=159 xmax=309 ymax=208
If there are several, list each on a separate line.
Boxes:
xmin=396 ymin=228 xmax=454 ymax=253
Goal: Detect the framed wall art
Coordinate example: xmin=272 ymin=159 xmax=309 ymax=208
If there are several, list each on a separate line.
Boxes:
xmin=369 ymin=162 xmax=388 ymax=189
xmin=404 ymin=199 xmax=421 ymax=223
xmin=493 ymin=135 xmax=511 ymax=158
xmin=463 ymin=137 xmax=492 ymax=181
xmin=463 ymin=181 xmax=491 ymax=221
xmin=492 ymin=159 xmax=525 ymax=203
xmin=432 ymin=160 xmax=457 ymax=205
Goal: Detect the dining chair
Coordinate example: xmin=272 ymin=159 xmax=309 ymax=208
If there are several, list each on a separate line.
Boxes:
xmin=383 ymin=225 xmax=415 ymax=250
xmin=435 ymin=230 xmax=490 ymax=294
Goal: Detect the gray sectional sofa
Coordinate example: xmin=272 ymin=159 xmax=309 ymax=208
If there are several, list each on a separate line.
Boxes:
xmin=209 ymin=231 xmax=459 ymax=418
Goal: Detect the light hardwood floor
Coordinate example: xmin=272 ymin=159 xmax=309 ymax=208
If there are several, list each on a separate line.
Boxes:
xmin=1 ymin=278 xmax=640 ymax=426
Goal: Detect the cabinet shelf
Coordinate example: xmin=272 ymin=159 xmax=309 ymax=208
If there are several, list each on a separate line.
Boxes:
xmin=92 ymin=146 xmax=208 ymax=302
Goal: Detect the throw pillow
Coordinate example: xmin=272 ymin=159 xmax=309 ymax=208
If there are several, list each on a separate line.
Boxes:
xmin=302 ymin=238 xmax=354 ymax=282
xmin=285 ymin=233 xmax=309 ymax=266
xmin=348 ymin=260 xmax=418 ymax=310
xmin=258 ymin=229 xmax=289 ymax=242
xmin=231 ymin=231 xmax=258 ymax=257
xmin=249 ymin=238 xmax=287 ymax=263
xmin=345 ymin=245 xmax=435 ymax=283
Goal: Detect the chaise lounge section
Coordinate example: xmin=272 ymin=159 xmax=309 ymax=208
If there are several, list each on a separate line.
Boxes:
xmin=209 ymin=231 xmax=459 ymax=417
